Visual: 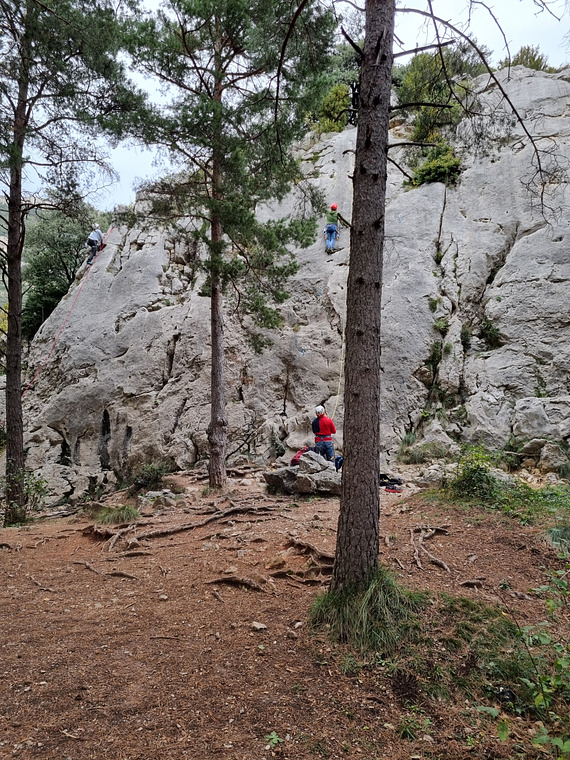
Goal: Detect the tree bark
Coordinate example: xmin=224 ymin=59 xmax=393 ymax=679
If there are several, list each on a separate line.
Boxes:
xmin=331 ymin=0 xmax=395 ymax=590
xmin=207 ymin=26 xmax=228 ymax=489
xmin=4 ymin=18 xmax=31 ymax=526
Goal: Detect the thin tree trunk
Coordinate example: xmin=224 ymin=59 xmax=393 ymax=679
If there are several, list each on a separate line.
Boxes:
xmin=208 ymin=251 xmax=228 ymax=488
xmin=331 ymin=0 xmax=395 ymax=590
xmin=4 ymin=23 xmax=30 ymax=526
xmin=207 ymin=27 xmax=228 ymax=489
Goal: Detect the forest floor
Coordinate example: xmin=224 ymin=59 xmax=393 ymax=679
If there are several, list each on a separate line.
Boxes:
xmin=0 ymin=465 xmax=568 ymax=760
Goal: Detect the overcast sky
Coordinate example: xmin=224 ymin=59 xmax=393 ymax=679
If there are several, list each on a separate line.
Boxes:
xmin=94 ymin=0 xmax=569 ymax=211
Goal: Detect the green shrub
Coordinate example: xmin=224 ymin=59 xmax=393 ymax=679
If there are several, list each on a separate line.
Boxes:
xmin=448 ymin=445 xmax=500 ymax=500
xmin=411 ymin=143 xmax=462 ymax=187
xmin=480 ymin=316 xmax=502 ymax=348
xmin=129 ymin=461 xmax=170 ymax=493
xmin=399 ymin=441 xmax=450 ymax=465
xmin=460 ymin=324 xmax=472 ymax=352
xmin=425 ymin=340 xmax=443 ymax=373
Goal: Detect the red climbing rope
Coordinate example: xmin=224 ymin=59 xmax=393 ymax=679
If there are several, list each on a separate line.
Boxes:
xmin=20 ymin=225 xmax=114 ymax=400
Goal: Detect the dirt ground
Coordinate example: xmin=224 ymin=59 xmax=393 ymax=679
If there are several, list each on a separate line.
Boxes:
xmin=0 ymin=466 xmax=567 ymax=760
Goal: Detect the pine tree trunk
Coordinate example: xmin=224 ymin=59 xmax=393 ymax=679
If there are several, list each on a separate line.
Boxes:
xmin=331 ymin=0 xmax=395 ymax=590
xmin=208 ymin=260 xmax=228 ymax=489
xmin=207 ymin=44 xmax=228 ymax=490
xmin=4 ymin=31 xmax=30 ymax=526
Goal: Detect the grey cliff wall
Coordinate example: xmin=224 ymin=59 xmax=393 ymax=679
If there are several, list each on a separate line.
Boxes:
xmin=20 ymin=67 xmax=570 ymax=500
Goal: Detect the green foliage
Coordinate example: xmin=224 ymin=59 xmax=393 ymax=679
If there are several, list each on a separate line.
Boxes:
xmin=310 ymin=566 xmax=426 ymax=653
xmin=410 ymin=142 xmax=462 ymax=187
xmin=480 ymin=316 xmax=502 ymax=348
xmin=128 ymin=461 xmax=171 ymax=494
xmin=398 ymin=441 xmax=450 ymax=465
xmin=460 ymin=324 xmax=472 ymax=352
xmin=428 ymin=296 xmax=439 ymax=313
xmin=443 ymin=445 xmax=570 ymax=525
xmin=425 ymin=339 xmax=443 ymax=373
xmin=434 ymin=316 xmax=449 ymax=335
xmin=499 ymin=45 xmax=554 ymax=72
xmin=397 ymin=711 xmax=432 ymax=741
xmin=448 ymin=445 xmax=500 ymax=500
xmin=307 ymin=83 xmax=351 ymax=135
xmin=264 ymin=731 xmax=284 ymax=748
xmin=2 ymin=469 xmax=49 ymax=524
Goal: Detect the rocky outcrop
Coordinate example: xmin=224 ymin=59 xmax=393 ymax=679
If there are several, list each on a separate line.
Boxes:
xmin=19 ymin=67 xmax=570 ymax=501
xmin=263 ymin=451 xmax=341 ymax=496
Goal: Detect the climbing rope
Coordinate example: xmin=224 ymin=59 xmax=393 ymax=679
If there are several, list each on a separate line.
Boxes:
xmin=331 ymin=318 xmax=345 ymax=422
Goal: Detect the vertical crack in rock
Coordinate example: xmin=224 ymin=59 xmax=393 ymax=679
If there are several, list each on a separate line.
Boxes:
xmin=282 ymin=364 xmax=291 ymax=416
xmin=122 ymin=425 xmax=132 ymax=466
xmin=171 ymin=400 xmax=187 ymax=435
xmin=485 ymin=222 xmax=520 ymax=287
xmin=163 ymin=332 xmax=181 ymax=387
xmin=435 ymin=186 xmax=447 ymax=256
xmin=98 ymin=409 xmax=111 ymax=470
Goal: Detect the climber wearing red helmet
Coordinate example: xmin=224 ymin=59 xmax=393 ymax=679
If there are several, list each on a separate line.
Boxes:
xmin=323 ymin=202 xmax=345 ymax=254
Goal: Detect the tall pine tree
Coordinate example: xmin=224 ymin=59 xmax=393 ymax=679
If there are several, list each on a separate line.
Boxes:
xmin=0 ymin=0 xmax=146 ymax=524
xmin=128 ymin=0 xmax=334 ymax=488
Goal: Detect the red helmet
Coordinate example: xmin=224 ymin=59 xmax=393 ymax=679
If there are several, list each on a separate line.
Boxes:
xmin=330 ymin=203 xmax=337 ymax=210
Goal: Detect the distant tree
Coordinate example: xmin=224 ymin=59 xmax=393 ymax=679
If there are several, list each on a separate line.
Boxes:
xmin=128 ymin=0 xmax=334 ymax=489
xmin=0 ymin=0 xmax=146 ymax=525
xmin=308 ymin=83 xmax=351 ymax=135
xmin=393 ymin=41 xmax=491 ymax=142
xmin=499 ymin=44 xmax=554 ymax=72
xmin=21 ymin=206 xmax=111 ymax=340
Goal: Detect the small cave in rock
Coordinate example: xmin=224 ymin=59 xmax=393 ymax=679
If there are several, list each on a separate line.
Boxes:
xmin=98 ymin=409 xmax=111 ymax=470
xmin=58 ymin=439 xmax=72 ymax=467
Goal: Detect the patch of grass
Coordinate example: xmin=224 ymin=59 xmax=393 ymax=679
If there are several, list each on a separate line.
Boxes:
xmin=310 ymin=567 xmax=426 ymax=653
xmin=434 ymin=316 xmax=449 ymax=335
xmin=428 ymin=296 xmax=439 ymax=313
xmin=94 ymin=504 xmax=139 ymax=524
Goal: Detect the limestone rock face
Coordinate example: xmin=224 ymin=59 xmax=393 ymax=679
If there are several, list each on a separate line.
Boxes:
xmin=21 ymin=67 xmax=570 ymax=501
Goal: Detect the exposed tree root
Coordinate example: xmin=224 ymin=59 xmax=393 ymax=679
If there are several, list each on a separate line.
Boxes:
xmin=206 ymin=576 xmax=267 ymax=592
xmin=410 ymin=525 xmax=451 ymax=572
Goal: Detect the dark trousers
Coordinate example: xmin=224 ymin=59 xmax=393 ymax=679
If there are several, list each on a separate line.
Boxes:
xmin=87 ymin=240 xmax=99 ymax=263
xmin=315 ymin=440 xmax=335 ymax=461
